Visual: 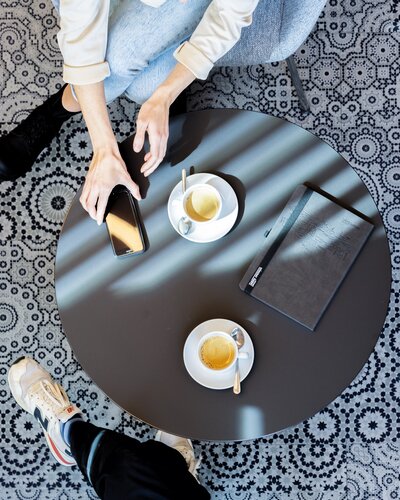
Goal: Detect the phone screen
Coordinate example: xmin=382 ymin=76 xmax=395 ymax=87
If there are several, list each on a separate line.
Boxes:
xmin=105 ymin=191 xmax=145 ymax=257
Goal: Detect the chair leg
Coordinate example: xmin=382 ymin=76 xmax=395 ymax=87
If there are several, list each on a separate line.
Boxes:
xmin=286 ymin=56 xmax=310 ymax=113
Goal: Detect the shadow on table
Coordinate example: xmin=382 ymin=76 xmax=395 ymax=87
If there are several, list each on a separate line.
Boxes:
xmin=119 ymin=139 xmax=150 ymax=199
xmin=217 ymin=172 xmax=246 ymax=231
xmin=167 ymin=112 xmax=211 ymax=166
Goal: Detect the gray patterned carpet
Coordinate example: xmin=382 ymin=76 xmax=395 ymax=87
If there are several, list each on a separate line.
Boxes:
xmin=0 ymin=1 xmax=400 ymax=499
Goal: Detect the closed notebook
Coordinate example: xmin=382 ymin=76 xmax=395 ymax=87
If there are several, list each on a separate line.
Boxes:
xmin=239 ymin=184 xmax=374 ymax=331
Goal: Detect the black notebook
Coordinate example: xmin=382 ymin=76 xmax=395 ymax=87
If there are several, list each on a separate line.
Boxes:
xmin=239 ymin=184 xmax=374 ymax=331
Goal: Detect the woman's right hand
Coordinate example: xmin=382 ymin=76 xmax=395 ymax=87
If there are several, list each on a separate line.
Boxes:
xmin=79 ymin=145 xmax=141 ymax=226
xmin=73 ymin=82 xmax=141 ymax=225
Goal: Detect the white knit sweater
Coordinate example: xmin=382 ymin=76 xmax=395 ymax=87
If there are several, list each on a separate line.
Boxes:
xmin=58 ymin=0 xmax=259 ymax=85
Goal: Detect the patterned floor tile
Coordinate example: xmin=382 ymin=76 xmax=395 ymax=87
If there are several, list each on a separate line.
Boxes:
xmin=319 ymin=0 xmax=399 ymax=34
xmin=0 ymin=1 xmax=62 ymax=124
xmin=346 ymin=442 xmax=400 ymax=499
xmin=199 ymin=440 xmax=347 ymax=499
xmin=0 ymin=488 xmax=99 ymax=500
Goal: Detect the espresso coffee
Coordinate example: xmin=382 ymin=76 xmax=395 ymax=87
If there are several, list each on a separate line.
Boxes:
xmin=200 ymin=334 xmax=236 ymax=370
xmin=184 ymin=186 xmax=220 ymax=222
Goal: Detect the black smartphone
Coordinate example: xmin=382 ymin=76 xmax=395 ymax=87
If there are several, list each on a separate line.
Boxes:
xmin=105 ymin=187 xmax=145 ymax=257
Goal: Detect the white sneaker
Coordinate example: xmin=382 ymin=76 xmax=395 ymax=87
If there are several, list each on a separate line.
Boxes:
xmin=155 ymin=430 xmax=201 ymax=479
xmin=8 ymin=356 xmax=81 ymax=467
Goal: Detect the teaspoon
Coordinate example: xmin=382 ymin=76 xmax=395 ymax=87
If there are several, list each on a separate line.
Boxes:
xmin=178 ymin=168 xmax=192 ymax=235
xmin=231 ymin=327 xmax=245 ymax=395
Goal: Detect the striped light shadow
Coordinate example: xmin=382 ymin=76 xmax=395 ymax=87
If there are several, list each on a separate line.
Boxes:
xmin=243 ymin=143 xmax=339 ymax=218
xmin=321 ymin=169 xmax=376 ymax=216
xmin=112 ymin=153 xmax=324 ymax=292
xmin=116 ymin=113 xmax=269 ymax=215
xmin=56 ymin=246 xmax=122 ymax=309
xmin=278 ymin=193 xmax=374 ymax=262
xmin=213 ymin=121 xmax=318 ymax=183
xmin=201 ymin=174 xmax=371 ymax=277
xmin=138 ymin=203 xmax=176 ymax=247
xmin=108 ymin=237 xmax=208 ymax=295
xmin=117 ymin=118 xmax=322 ymax=249
xmin=56 ymin=217 xmax=104 ymax=271
xmin=110 ymin=140 xmax=342 ymax=287
xmin=180 ymin=112 xmax=279 ymax=166
xmin=56 ymin=115 xmax=366 ymax=305
xmin=200 ymin=227 xmax=268 ymax=276
xmin=137 ymin=160 xmax=181 ymax=213
xmin=55 ymin=207 xmax=183 ymax=306
xmin=58 ymin=141 xmax=359 ymax=300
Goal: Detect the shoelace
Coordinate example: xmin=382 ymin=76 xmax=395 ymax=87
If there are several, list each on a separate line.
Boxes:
xmin=30 ymin=379 xmax=71 ymax=416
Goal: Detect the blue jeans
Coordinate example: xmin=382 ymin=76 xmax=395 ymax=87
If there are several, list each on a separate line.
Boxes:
xmin=52 ymin=0 xmax=211 ymax=104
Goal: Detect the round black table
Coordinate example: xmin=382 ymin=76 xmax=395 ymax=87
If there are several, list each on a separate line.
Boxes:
xmin=55 ymin=109 xmax=391 ymax=441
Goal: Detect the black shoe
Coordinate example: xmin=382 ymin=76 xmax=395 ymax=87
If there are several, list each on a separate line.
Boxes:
xmin=0 ymin=85 xmax=79 ymax=181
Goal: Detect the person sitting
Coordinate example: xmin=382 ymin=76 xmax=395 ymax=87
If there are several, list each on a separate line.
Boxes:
xmin=0 ymin=0 xmax=259 ymax=226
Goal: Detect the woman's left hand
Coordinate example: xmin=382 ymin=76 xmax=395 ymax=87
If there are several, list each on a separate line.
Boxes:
xmin=133 ymin=90 xmax=171 ymax=177
xmin=132 ymin=63 xmax=196 ymax=176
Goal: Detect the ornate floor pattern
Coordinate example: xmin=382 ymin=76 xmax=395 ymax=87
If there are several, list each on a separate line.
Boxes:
xmin=0 ymin=0 xmax=399 ymax=498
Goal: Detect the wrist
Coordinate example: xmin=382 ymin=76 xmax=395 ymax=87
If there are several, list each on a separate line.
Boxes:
xmin=92 ymin=140 xmax=119 ymax=156
xmin=151 ymin=64 xmax=195 ymax=106
xmin=160 ymin=63 xmax=196 ymax=102
xmin=152 ymin=84 xmax=176 ymax=106
xmin=93 ymin=144 xmax=120 ymax=156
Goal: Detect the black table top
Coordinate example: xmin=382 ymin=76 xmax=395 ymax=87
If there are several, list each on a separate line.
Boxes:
xmin=55 ymin=109 xmax=391 ymax=441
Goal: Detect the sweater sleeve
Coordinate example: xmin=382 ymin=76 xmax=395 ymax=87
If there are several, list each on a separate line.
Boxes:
xmin=173 ymin=0 xmax=259 ymax=80
xmin=58 ymin=0 xmax=111 ymax=85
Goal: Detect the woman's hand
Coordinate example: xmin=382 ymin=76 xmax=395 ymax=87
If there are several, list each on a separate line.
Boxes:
xmin=133 ymin=89 xmax=171 ymax=177
xmin=73 ymin=82 xmax=142 ymax=225
xmin=132 ymin=63 xmax=196 ymax=177
xmin=80 ymin=145 xmax=141 ymax=225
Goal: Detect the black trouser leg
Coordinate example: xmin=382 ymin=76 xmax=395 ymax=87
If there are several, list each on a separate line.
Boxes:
xmin=0 ymin=85 xmax=78 ymax=181
xmin=69 ymin=421 xmax=210 ymax=500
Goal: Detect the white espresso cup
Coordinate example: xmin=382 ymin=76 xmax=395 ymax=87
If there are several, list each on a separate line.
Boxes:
xmin=182 ymin=183 xmax=222 ymax=224
xmin=198 ymin=331 xmax=248 ymax=373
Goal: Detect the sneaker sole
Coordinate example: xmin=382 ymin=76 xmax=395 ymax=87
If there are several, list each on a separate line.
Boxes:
xmin=44 ymin=431 xmax=76 ymax=467
xmin=8 ymin=357 xmax=33 ymax=414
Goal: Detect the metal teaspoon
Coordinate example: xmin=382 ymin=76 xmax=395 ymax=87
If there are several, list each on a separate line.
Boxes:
xmin=178 ymin=168 xmax=192 ymax=236
xmin=231 ymin=327 xmax=245 ymax=395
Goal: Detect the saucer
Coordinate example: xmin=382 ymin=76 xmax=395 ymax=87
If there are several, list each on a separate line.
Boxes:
xmin=183 ymin=318 xmax=255 ymax=390
xmin=168 ymin=173 xmax=239 ymax=243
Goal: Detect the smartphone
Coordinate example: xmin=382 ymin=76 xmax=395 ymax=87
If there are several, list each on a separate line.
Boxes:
xmin=105 ymin=187 xmax=145 ymax=257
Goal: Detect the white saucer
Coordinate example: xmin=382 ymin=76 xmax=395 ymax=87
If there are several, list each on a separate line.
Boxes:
xmin=168 ymin=173 xmax=239 ymax=243
xmin=183 ymin=318 xmax=255 ymax=390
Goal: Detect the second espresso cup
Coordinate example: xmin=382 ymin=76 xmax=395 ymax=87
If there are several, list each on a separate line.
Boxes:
xmin=183 ymin=183 xmax=222 ymax=224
